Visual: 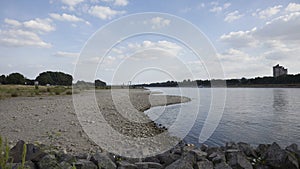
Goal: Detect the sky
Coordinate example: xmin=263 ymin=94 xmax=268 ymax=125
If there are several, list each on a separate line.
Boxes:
xmin=0 ymin=0 xmax=299 ymax=84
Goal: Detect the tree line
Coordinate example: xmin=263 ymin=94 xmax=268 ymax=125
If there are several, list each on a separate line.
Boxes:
xmin=0 ymin=71 xmax=106 ymax=87
xmin=134 ymin=74 xmax=300 ymax=87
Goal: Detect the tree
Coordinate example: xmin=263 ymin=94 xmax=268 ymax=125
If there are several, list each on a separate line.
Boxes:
xmin=6 ymin=73 xmax=25 ymax=84
xmin=0 ymin=75 xmax=6 ymax=84
xmin=95 ymin=79 xmax=106 ymax=87
xmin=36 ymin=71 xmax=73 ymax=86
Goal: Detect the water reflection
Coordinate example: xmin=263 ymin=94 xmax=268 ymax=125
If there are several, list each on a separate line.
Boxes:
xmin=273 ymin=89 xmax=288 ymax=113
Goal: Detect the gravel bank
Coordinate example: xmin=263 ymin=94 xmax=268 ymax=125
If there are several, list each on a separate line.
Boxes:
xmin=0 ymin=89 xmax=190 ymax=155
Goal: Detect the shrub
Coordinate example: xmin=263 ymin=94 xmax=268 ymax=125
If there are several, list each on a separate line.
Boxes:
xmin=11 ymin=92 xmax=18 ymax=97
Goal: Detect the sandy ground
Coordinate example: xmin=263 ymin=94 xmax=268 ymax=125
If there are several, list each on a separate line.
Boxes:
xmin=0 ymin=89 xmax=190 ymax=156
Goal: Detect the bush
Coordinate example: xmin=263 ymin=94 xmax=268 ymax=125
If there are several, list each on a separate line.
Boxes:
xmin=11 ymin=93 xmax=18 ymax=97
xmin=66 ymin=91 xmax=72 ymax=95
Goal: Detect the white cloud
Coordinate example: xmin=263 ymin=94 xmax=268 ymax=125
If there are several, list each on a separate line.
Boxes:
xmin=210 ymin=2 xmax=231 ymax=13
xmin=254 ymin=12 xmax=300 ymax=41
xmin=0 ymin=29 xmax=52 ymax=48
xmin=143 ymin=17 xmax=171 ymax=30
xmin=4 ymin=18 xmax=22 ymax=27
xmin=119 ymin=40 xmax=182 ymax=60
xmin=1 ymin=17 xmax=54 ymax=48
xmin=285 ymin=3 xmax=300 ymax=12
xmin=61 ymin=0 xmax=84 ymax=6
xmin=114 ymin=0 xmax=128 ymax=6
xmin=54 ymin=51 xmax=80 ymax=57
xmin=220 ymin=28 xmax=258 ymax=48
xmin=218 ymin=48 xmax=266 ymax=78
xmin=224 ymin=10 xmax=243 ymax=22
xmin=253 ymin=5 xmax=282 ymax=19
xmin=88 ymin=5 xmax=126 ymax=20
xmin=23 ymin=18 xmax=55 ymax=33
xmin=49 ymin=13 xmax=90 ymax=25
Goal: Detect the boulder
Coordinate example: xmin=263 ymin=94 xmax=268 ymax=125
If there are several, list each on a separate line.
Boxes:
xmin=225 ymin=150 xmax=253 ymax=169
xmin=238 ymin=142 xmax=258 ymax=158
xmin=117 ymin=161 xmax=137 ymax=169
xmin=262 ymin=142 xmax=299 ymax=169
xmin=286 ymin=143 xmax=300 ymax=161
xmin=91 ymin=152 xmax=117 ymax=169
xmin=75 ymin=159 xmax=97 ymax=169
xmin=208 ymin=151 xmax=225 ymax=164
xmin=256 ymin=144 xmax=270 ymax=156
xmin=200 ymin=144 xmax=208 ymax=152
xmin=157 ymin=152 xmax=181 ymax=166
xmin=226 ymin=142 xmax=238 ymax=150
xmin=57 ymin=152 xmax=76 ymax=164
xmin=196 ymin=159 xmax=213 ymax=169
xmin=37 ymin=154 xmax=61 ymax=169
xmin=59 ymin=161 xmax=73 ymax=169
xmin=165 ymin=158 xmax=194 ymax=169
xmin=189 ymin=149 xmax=207 ymax=161
xmin=214 ymin=162 xmax=233 ymax=169
xmin=143 ymin=156 xmax=160 ymax=163
xmin=135 ymin=162 xmax=163 ymax=169
xmin=10 ymin=140 xmax=45 ymax=163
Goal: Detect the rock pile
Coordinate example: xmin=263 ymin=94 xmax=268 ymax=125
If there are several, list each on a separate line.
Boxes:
xmin=4 ymin=140 xmax=300 ymax=169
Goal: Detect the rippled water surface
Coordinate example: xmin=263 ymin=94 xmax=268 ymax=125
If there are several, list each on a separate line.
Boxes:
xmin=145 ymin=87 xmax=300 ymax=147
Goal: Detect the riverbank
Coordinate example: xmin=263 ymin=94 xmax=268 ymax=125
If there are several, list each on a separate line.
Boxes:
xmin=2 ymin=139 xmax=300 ymax=169
xmin=0 ymin=89 xmax=190 ymax=154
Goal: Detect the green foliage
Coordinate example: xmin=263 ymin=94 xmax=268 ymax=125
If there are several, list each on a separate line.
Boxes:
xmin=35 ymin=71 xmax=73 ymax=86
xmin=17 ymin=143 xmax=27 ymax=169
xmin=0 ymin=136 xmax=12 ymax=169
xmin=6 ymin=73 xmax=25 ymax=85
xmin=72 ymin=163 xmax=77 ymax=169
xmin=95 ymin=79 xmax=106 ymax=87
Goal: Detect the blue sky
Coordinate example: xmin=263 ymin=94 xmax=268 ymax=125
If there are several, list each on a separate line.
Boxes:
xmin=0 ymin=0 xmax=299 ymax=84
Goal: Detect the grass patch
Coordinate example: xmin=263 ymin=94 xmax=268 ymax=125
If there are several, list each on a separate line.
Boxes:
xmin=0 ymin=85 xmax=75 ymax=99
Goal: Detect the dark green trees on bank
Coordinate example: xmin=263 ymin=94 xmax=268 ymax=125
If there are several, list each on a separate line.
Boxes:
xmin=5 ymin=73 xmax=25 ymax=85
xmin=35 ymin=71 xmax=73 ymax=86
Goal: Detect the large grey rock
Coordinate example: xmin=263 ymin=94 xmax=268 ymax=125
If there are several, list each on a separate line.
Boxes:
xmin=226 ymin=150 xmax=253 ymax=169
xmin=214 ymin=162 xmax=233 ymax=169
xmin=75 ymin=159 xmax=97 ymax=169
xmin=59 ymin=161 xmax=73 ymax=169
xmin=238 ymin=142 xmax=258 ymax=158
xmin=200 ymin=144 xmax=208 ymax=152
xmin=57 ymin=152 xmax=76 ymax=164
xmin=196 ymin=159 xmax=213 ymax=169
xmin=10 ymin=140 xmax=45 ymax=163
xmin=226 ymin=142 xmax=238 ymax=150
xmin=189 ymin=149 xmax=207 ymax=161
xmin=91 ymin=152 xmax=117 ymax=169
xmin=165 ymin=151 xmax=196 ymax=169
xmin=157 ymin=152 xmax=181 ymax=166
xmin=165 ymin=158 xmax=194 ymax=169
xmin=135 ymin=162 xmax=163 ymax=169
xmin=262 ymin=142 xmax=299 ymax=169
xmin=256 ymin=144 xmax=270 ymax=156
xmin=37 ymin=154 xmax=61 ymax=169
xmin=286 ymin=143 xmax=300 ymax=161
xmin=143 ymin=156 xmax=160 ymax=163
xmin=117 ymin=161 xmax=137 ymax=169
xmin=208 ymin=151 xmax=225 ymax=164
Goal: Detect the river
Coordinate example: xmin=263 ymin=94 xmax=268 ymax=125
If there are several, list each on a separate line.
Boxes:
xmin=145 ymin=87 xmax=300 ymax=147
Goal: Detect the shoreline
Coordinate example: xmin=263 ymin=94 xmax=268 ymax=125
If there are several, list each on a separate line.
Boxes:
xmin=0 ymin=89 xmax=190 ymax=154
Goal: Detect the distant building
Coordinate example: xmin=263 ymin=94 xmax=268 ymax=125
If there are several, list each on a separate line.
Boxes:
xmin=273 ymin=64 xmax=288 ymax=77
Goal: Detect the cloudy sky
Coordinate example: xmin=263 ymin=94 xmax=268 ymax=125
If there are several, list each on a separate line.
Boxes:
xmin=0 ymin=0 xmax=299 ymax=84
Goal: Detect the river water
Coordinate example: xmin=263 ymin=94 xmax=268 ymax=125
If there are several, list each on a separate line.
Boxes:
xmin=145 ymin=87 xmax=300 ymax=147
